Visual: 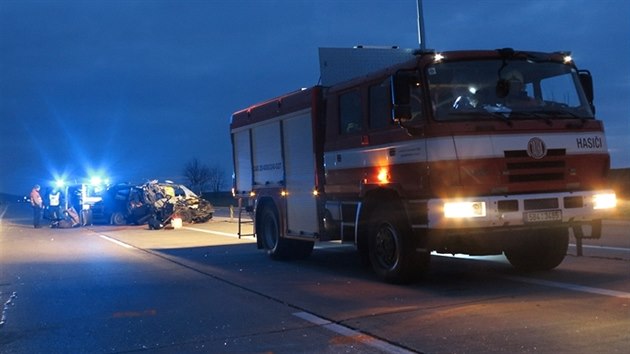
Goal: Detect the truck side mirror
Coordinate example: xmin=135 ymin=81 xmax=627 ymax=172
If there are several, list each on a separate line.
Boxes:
xmin=391 ymin=72 xmax=417 ymax=123
xmin=578 ymin=70 xmax=595 ymax=113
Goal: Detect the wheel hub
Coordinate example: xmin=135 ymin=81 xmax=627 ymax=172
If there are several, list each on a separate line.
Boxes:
xmin=375 ymin=225 xmax=399 ymax=269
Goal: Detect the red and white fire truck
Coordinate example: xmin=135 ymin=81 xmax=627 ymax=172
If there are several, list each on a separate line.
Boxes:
xmin=230 ymin=47 xmax=616 ymax=283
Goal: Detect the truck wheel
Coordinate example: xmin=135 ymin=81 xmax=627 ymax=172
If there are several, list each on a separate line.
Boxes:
xmin=110 ymin=212 xmax=126 ymax=225
xmin=368 ymin=203 xmax=428 ymax=283
xmin=259 ymin=205 xmax=291 ymax=260
xmin=504 ymin=228 xmax=569 ymax=271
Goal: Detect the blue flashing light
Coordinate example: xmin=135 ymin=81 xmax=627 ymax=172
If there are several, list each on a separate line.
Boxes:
xmin=90 ymin=176 xmax=102 ymax=186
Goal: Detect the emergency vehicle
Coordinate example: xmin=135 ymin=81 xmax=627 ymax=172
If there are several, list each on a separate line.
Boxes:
xmin=62 ymin=177 xmax=110 ymax=226
xmin=230 ymin=47 xmax=616 ymax=283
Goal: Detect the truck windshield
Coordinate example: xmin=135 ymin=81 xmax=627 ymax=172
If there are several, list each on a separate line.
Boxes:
xmin=427 ymin=59 xmax=593 ymax=121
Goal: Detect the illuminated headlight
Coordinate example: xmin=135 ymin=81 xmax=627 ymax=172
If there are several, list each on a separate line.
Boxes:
xmin=444 ymin=201 xmax=487 ymax=218
xmin=593 ymin=193 xmax=616 ymax=210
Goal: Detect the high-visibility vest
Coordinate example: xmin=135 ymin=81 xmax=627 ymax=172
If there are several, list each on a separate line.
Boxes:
xmin=49 ymin=192 xmax=60 ymax=206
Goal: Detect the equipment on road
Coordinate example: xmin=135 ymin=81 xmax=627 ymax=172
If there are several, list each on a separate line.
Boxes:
xmin=230 ymin=47 xmax=617 ymax=283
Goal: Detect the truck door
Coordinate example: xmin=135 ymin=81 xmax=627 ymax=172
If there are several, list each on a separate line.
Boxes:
xmin=282 ymin=109 xmax=319 ymax=236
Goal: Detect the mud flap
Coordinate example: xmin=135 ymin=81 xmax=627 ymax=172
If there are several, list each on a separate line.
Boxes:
xmin=572 ymin=220 xmax=602 ymax=256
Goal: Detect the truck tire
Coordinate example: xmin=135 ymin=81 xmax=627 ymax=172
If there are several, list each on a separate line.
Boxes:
xmin=110 ymin=212 xmax=126 ymax=225
xmin=504 ymin=228 xmax=569 ymax=271
xmin=368 ymin=203 xmax=428 ymax=283
xmin=259 ymin=205 xmax=291 ymax=260
xmin=259 ymin=204 xmax=314 ymax=260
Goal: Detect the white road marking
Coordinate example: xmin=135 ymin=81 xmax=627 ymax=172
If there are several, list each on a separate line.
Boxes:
xmin=569 ymin=243 xmax=630 ymax=252
xmin=293 ymin=311 xmax=415 ymax=354
xmin=502 ymin=275 xmax=630 ymax=299
xmin=99 ymin=235 xmax=134 ymax=249
xmin=183 ymin=226 xmax=238 ymax=238
xmin=0 ymin=205 xmax=9 ymax=225
xmin=435 ymin=253 xmax=630 ymax=299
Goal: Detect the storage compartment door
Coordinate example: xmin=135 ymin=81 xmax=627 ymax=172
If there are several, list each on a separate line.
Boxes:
xmin=233 ymin=130 xmax=252 ymax=193
xmin=251 ymin=122 xmax=283 ymax=186
xmin=283 ymin=110 xmax=318 ymax=236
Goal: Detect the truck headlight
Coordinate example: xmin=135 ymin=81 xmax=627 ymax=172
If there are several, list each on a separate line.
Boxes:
xmin=593 ymin=193 xmax=616 ymax=210
xmin=444 ymin=201 xmax=487 ymax=218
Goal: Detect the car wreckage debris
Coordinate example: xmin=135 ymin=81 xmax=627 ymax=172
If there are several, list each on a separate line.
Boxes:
xmin=140 ymin=181 xmax=215 ymax=230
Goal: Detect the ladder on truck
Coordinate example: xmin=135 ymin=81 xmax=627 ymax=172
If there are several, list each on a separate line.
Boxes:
xmin=235 ymin=198 xmax=254 ymax=239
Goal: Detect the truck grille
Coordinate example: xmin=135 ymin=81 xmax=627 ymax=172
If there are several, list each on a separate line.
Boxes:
xmin=504 ymin=149 xmax=566 ymax=183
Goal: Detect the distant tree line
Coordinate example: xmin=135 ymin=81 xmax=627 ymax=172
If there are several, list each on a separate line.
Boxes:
xmin=183 ymin=158 xmax=226 ymax=194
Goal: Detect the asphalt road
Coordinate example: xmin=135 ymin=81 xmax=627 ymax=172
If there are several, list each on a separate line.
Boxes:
xmin=1 ymin=203 xmax=628 ymax=353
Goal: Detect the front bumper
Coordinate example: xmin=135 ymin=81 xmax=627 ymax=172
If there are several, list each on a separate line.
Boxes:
xmin=426 ymin=190 xmax=616 ymax=230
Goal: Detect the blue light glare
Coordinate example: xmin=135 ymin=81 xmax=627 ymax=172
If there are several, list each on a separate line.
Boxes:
xmin=90 ymin=176 xmax=102 ymax=186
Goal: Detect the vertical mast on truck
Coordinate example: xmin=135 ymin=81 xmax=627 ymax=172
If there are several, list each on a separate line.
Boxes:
xmin=417 ymin=0 xmax=426 ymax=50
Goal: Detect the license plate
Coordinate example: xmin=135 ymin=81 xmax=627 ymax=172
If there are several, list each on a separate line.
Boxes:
xmin=524 ymin=210 xmax=562 ymax=223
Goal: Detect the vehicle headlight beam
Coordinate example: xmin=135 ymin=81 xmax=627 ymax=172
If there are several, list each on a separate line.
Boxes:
xmin=444 ymin=201 xmax=487 ymax=218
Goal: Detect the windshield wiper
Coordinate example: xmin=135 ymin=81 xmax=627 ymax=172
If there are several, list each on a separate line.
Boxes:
xmin=442 ymin=110 xmax=514 ymax=126
xmin=508 ymin=110 xmax=553 ymax=126
xmin=528 ymin=109 xmax=583 ymax=119
xmin=528 ymin=109 xmax=592 ymax=127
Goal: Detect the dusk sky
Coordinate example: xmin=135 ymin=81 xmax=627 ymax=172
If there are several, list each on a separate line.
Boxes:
xmin=1 ymin=0 xmax=628 ymax=195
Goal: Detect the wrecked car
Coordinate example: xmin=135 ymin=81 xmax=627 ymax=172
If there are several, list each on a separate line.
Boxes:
xmin=92 ymin=181 xmax=214 ymax=227
xmin=91 ymin=183 xmax=150 ymax=225
xmin=140 ymin=181 xmax=214 ymax=229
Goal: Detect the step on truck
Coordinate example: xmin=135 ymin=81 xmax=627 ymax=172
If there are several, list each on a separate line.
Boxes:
xmin=230 ymin=47 xmax=617 ymax=283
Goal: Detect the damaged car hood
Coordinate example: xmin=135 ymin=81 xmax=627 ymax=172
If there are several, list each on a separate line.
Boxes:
xmin=141 ymin=181 xmax=215 ymax=224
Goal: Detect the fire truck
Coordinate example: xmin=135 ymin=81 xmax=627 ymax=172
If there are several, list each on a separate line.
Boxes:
xmin=230 ymin=47 xmax=617 ymax=283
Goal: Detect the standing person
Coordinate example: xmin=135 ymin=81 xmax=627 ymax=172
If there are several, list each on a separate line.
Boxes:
xmin=30 ymin=184 xmax=44 ymax=228
xmin=48 ymin=188 xmax=61 ymax=226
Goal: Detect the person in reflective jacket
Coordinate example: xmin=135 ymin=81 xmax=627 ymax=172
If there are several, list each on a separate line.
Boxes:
xmin=30 ymin=184 xmax=43 ymax=228
xmin=48 ymin=188 xmax=61 ymax=224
